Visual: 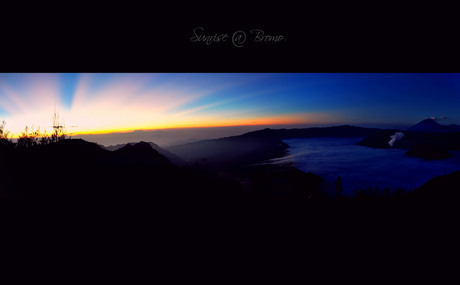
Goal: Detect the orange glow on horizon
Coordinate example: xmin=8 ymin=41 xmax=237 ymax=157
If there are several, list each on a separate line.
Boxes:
xmin=63 ymin=112 xmax=326 ymax=136
xmin=67 ymin=120 xmax=309 ymax=137
xmin=1 ymin=74 xmax=340 ymax=139
xmin=6 ymin=111 xmax=335 ymax=139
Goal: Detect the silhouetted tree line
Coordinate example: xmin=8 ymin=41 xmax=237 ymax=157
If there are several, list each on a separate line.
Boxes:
xmin=0 ymin=120 xmax=12 ymax=147
xmin=352 ymin=186 xmax=410 ymax=200
xmin=0 ymin=110 xmax=68 ymax=149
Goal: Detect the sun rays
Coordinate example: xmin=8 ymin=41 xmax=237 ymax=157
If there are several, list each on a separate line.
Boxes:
xmin=0 ymin=73 xmax=311 ymax=137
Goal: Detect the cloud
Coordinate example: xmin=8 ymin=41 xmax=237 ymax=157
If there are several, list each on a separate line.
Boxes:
xmin=428 ymin=116 xmax=449 ymax=121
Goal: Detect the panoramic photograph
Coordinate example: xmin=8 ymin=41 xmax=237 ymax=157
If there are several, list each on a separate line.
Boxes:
xmin=0 ymin=73 xmax=459 ymax=203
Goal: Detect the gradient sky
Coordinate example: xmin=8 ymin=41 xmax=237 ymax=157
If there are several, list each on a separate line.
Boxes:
xmin=1 ymin=73 xmax=459 ymax=137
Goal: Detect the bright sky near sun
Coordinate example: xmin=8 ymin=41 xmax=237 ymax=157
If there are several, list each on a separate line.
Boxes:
xmin=0 ymin=73 xmax=459 ymax=137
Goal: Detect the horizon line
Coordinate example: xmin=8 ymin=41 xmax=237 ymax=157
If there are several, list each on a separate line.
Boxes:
xmin=5 ymin=122 xmax=415 ymax=139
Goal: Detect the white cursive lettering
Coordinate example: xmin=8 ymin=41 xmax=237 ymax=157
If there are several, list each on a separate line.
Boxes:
xmin=190 ymin=27 xmax=229 ymax=46
xmin=251 ymin=29 xmax=286 ymax=43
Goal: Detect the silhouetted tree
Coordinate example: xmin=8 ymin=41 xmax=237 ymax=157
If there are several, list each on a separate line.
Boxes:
xmin=17 ymin=125 xmax=42 ymax=148
xmin=39 ymin=130 xmax=51 ymax=145
xmin=2 ymin=109 xmax=69 ymax=150
xmin=393 ymin=188 xmax=408 ymax=200
xmin=50 ymin=108 xmax=68 ymax=143
xmin=0 ymin=121 xmax=8 ymax=138
xmin=0 ymin=120 xmax=13 ymax=147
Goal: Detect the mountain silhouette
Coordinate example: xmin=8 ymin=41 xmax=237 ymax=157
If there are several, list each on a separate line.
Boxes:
xmin=105 ymin=142 xmax=185 ymax=166
xmin=447 ymin=124 xmax=460 ymax=132
xmin=2 ymin=138 xmax=323 ymax=201
xmin=45 ymin=138 xmax=111 ymax=163
xmin=407 ymin=118 xmax=460 ymax=133
xmin=112 ymin=141 xmax=172 ymax=167
xmin=408 ymin=118 xmax=443 ymax=132
xmin=0 ymin=139 xmax=207 ymax=198
xmin=238 ymin=125 xmax=381 ymax=140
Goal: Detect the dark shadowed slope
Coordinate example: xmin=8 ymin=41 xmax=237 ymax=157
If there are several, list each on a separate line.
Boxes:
xmin=166 ymin=135 xmax=289 ymax=170
xmin=234 ymin=164 xmax=324 ymax=200
xmin=1 ymin=138 xmax=328 ymax=203
xmin=447 ymin=124 xmax=460 ymax=132
xmin=0 ymin=139 xmax=242 ymax=199
xmin=112 ymin=141 xmax=172 ymax=167
xmin=104 ymin=142 xmax=185 ymax=166
xmin=405 ymin=144 xmax=453 ymax=160
xmin=413 ymin=170 xmax=460 ymax=201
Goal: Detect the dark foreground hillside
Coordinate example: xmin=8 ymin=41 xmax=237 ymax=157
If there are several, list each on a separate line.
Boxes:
xmin=3 ymin=138 xmax=458 ymax=283
xmin=0 ymin=139 xmax=236 ymax=200
xmin=413 ymin=170 xmax=460 ymax=201
xmin=2 ymin=136 xmax=459 ymax=211
xmin=0 ymin=139 xmax=324 ymax=203
xmin=3 ymin=140 xmax=459 ymax=281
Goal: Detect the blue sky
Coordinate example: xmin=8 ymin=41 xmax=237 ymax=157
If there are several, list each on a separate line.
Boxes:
xmin=0 ymin=73 xmax=459 ymax=136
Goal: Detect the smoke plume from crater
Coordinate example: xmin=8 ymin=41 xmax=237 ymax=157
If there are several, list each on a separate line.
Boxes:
xmin=388 ymin=132 xmax=404 ymax=147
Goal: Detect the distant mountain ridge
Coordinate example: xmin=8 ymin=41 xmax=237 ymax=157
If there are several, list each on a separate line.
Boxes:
xmin=104 ymin=141 xmax=185 ymax=166
xmin=165 ymin=125 xmax=383 ymax=170
xmin=239 ymin=125 xmax=382 ymax=140
xmin=407 ymin=118 xmax=460 ymax=133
